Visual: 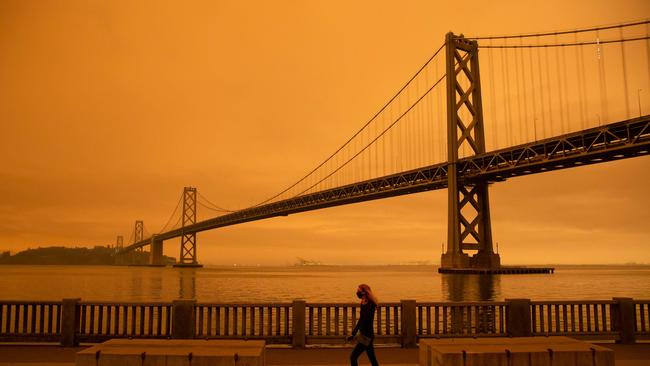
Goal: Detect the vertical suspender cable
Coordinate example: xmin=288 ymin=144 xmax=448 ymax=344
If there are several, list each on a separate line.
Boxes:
xmin=487 ymin=44 xmax=498 ymax=150
xmin=426 ymin=63 xmax=433 ymax=163
xmin=646 ymin=23 xmax=650 ymax=116
xmin=619 ymin=27 xmax=631 ymax=119
xmin=596 ymin=29 xmax=609 ymax=125
xmin=560 ymin=36 xmax=571 ymax=132
xmin=513 ymin=39 xmax=523 ymax=144
xmin=575 ymin=33 xmax=587 ymax=129
xmin=554 ymin=35 xmax=565 ymax=134
xmin=544 ymin=46 xmax=553 ymax=137
xmin=527 ymin=41 xmax=537 ymax=141
xmin=520 ymin=37 xmax=530 ymax=142
xmin=434 ymin=59 xmax=441 ymax=162
xmin=501 ymin=41 xmax=512 ymax=147
xmin=536 ymin=36 xmax=547 ymax=140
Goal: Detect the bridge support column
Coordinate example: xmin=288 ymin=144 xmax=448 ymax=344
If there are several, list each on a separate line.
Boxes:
xmin=441 ymin=33 xmax=500 ymax=270
xmin=150 ymin=235 xmax=165 ymax=266
xmin=174 ymin=187 xmax=202 ymax=268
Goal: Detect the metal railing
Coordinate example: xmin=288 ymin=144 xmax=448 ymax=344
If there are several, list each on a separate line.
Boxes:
xmin=417 ymin=302 xmax=508 ymax=337
xmin=530 ymin=300 xmax=617 ymax=339
xmin=636 ymin=300 xmax=650 ymax=339
xmin=0 ymin=301 xmax=62 ymax=342
xmin=305 ymin=302 xmax=402 ymax=344
xmin=0 ymin=297 xmax=646 ymax=346
xmin=78 ymin=302 xmax=172 ymax=342
xmin=195 ymin=303 xmax=292 ymax=344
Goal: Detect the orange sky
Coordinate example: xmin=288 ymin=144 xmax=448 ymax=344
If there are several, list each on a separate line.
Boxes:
xmin=0 ymin=0 xmax=649 ymax=265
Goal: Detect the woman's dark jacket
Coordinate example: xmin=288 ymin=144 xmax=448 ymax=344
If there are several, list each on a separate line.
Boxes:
xmin=351 ymin=300 xmax=376 ymax=338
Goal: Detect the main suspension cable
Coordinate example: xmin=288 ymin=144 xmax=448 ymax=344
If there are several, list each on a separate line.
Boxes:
xmin=251 ymin=42 xmax=446 ymax=207
xmin=468 ymin=19 xmax=649 ymax=40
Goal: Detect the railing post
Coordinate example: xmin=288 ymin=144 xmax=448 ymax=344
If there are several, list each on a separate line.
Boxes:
xmin=400 ymin=300 xmax=417 ymax=348
xmin=172 ymin=299 xmax=196 ymax=339
xmin=611 ymin=297 xmax=636 ymax=344
xmin=60 ymin=298 xmax=80 ymax=347
xmin=292 ymin=299 xmax=306 ymax=348
xmin=506 ymin=298 xmax=531 ymax=337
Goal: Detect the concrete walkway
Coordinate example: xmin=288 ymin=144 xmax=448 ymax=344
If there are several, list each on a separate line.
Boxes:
xmin=0 ymin=343 xmax=648 ymax=365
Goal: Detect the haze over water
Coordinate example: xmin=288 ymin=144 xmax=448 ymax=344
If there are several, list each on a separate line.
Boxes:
xmin=1 ymin=265 xmax=648 ymax=303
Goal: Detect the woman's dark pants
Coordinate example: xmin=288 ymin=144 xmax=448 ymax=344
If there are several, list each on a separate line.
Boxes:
xmin=350 ymin=341 xmax=379 ymax=366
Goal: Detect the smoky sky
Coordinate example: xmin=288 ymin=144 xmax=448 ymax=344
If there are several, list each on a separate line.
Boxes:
xmin=0 ymin=0 xmax=649 ymax=265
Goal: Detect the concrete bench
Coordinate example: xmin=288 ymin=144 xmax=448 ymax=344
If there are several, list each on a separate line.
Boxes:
xmin=419 ymin=336 xmax=614 ymax=366
xmin=76 ymin=339 xmax=265 ymax=366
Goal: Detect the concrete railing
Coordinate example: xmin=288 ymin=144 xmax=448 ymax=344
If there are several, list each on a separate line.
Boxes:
xmin=0 ymin=298 xmax=647 ymax=347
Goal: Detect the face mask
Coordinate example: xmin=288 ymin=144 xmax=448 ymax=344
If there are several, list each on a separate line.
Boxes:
xmin=356 ymin=290 xmax=365 ymax=299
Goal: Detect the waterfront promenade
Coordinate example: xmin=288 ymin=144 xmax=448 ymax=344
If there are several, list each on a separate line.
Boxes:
xmin=1 ymin=343 xmax=649 ymax=365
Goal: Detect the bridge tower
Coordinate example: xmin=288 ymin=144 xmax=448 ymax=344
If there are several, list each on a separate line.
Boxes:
xmin=441 ymin=33 xmax=501 ymax=269
xmin=116 ymin=235 xmax=123 ymax=252
xmin=134 ymin=220 xmax=144 ymax=250
xmin=174 ymin=186 xmax=202 ymax=267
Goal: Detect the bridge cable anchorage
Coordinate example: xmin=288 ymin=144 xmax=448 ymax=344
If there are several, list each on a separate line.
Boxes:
xmin=467 ymin=19 xmax=650 ymax=40
xmin=250 ymin=42 xmax=446 ymax=207
xmin=292 ymin=74 xmax=446 ymax=197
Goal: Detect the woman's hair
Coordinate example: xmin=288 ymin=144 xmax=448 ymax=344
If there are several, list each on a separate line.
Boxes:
xmin=359 ymin=283 xmax=378 ymax=304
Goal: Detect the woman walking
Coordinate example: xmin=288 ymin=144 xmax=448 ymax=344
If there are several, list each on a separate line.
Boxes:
xmin=347 ymin=284 xmax=380 ymax=366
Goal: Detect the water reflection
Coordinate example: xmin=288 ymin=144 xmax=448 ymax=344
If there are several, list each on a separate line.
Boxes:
xmin=441 ymin=274 xmax=501 ymax=301
xmin=178 ymin=268 xmax=196 ymax=299
xmin=150 ymin=272 xmax=163 ymax=299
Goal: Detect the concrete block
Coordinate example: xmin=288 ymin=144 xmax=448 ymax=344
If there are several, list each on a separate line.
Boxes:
xmin=438 ymin=352 xmax=464 ymax=366
xmin=466 ymin=351 xmax=508 ymax=366
xmin=165 ymin=354 xmax=191 ymax=366
xmin=417 ymin=337 xmax=613 ymax=366
xmin=75 ymin=353 xmax=97 ymax=366
xmin=526 ymin=351 xmax=552 ymax=366
xmin=142 ymin=354 xmax=167 ymax=366
xmin=76 ymin=339 xmax=266 ymax=366
xmin=97 ymin=351 xmax=142 ymax=366
xmin=593 ymin=348 xmax=615 ymax=366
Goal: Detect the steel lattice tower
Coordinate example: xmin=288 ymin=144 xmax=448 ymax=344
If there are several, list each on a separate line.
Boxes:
xmin=178 ymin=187 xmax=198 ymax=265
xmin=134 ymin=220 xmax=144 ymax=252
xmin=441 ymin=33 xmax=500 ymax=269
xmin=116 ymin=235 xmax=123 ymax=251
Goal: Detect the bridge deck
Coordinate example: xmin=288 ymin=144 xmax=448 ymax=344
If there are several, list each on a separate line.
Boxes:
xmin=121 ymin=115 xmax=650 ymax=252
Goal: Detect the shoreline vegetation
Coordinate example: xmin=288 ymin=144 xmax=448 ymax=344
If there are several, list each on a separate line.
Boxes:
xmin=0 ymin=246 xmax=175 ymax=265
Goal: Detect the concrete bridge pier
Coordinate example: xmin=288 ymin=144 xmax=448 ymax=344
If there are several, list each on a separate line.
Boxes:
xmin=149 ymin=235 xmax=165 ymax=266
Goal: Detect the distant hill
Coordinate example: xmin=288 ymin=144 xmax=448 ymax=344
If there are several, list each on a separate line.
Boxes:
xmin=0 ymin=246 xmax=175 ymax=265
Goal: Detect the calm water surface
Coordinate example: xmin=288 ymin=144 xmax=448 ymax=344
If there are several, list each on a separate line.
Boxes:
xmin=0 ymin=265 xmax=648 ymax=302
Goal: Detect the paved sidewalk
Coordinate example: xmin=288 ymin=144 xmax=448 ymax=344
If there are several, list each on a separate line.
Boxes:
xmin=0 ymin=342 xmax=648 ymax=365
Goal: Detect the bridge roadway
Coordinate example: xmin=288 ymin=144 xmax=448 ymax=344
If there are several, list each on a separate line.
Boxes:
xmin=122 ymin=115 xmax=649 ymax=253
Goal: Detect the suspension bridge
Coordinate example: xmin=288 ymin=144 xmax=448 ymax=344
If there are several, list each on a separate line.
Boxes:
xmin=114 ymin=21 xmax=650 ymax=270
